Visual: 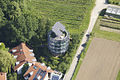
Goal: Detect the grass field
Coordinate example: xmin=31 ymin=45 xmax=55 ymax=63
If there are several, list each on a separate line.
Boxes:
xmin=23 ymin=0 xmax=95 ymax=73
xmin=26 ymin=0 xmax=95 ymax=34
xmin=117 ymin=71 xmax=120 ymax=80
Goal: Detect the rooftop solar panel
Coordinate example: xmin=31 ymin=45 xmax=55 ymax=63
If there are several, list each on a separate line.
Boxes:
xmin=51 ymin=75 xmax=59 ymax=80
xmin=33 ymin=68 xmax=47 ymax=80
xmin=52 ymin=22 xmax=66 ymax=37
xmin=33 ymin=66 xmax=37 ymax=70
xmin=111 ymin=9 xmax=117 ymax=14
xmin=106 ymin=6 xmax=120 ymax=16
xmin=56 ymin=22 xmax=65 ymax=31
xmin=106 ymin=7 xmax=112 ymax=13
xmin=53 ymin=22 xmax=65 ymax=31
xmin=117 ymin=9 xmax=120 ymax=15
xmin=40 ymin=71 xmax=46 ymax=80
xmin=52 ymin=29 xmax=63 ymax=37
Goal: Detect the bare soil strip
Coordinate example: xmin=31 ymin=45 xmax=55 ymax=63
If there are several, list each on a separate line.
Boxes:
xmin=76 ymin=37 xmax=120 ymax=80
xmin=100 ymin=26 xmax=120 ymax=33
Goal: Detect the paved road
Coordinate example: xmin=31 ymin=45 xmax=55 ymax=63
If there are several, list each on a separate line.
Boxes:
xmin=63 ymin=0 xmax=109 ymax=80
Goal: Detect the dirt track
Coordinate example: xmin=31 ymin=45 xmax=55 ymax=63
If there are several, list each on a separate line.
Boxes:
xmin=76 ymin=37 xmax=120 ymax=80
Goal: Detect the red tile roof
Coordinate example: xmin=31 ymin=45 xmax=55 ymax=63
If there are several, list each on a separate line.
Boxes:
xmin=10 ymin=43 xmax=36 ymax=71
xmin=24 ymin=62 xmax=54 ymax=80
xmin=0 ymin=72 xmax=7 ymax=80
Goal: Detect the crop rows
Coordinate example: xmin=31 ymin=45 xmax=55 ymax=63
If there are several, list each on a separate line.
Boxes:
xmin=27 ymin=0 xmax=95 ymax=34
xmin=100 ymin=20 xmax=120 ymax=30
xmin=108 ymin=0 xmax=120 ymax=5
xmin=101 ymin=19 xmax=120 ymax=24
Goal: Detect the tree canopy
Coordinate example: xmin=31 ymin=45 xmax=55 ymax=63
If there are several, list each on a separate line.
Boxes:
xmin=0 ymin=0 xmax=51 ymax=47
xmin=0 ymin=42 xmax=16 ymax=73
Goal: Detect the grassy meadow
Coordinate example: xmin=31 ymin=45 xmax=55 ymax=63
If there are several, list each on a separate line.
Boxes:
xmin=15 ymin=0 xmax=96 ymax=74
xmin=26 ymin=0 xmax=95 ymax=34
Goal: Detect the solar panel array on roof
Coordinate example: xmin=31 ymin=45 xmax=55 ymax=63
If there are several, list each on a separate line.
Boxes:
xmin=117 ymin=10 xmax=120 ymax=15
xmin=52 ymin=28 xmax=63 ymax=37
xmin=33 ymin=66 xmax=37 ymax=70
xmin=106 ymin=7 xmax=112 ymax=13
xmin=51 ymin=75 xmax=59 ymax=80
xmin=33 ymin=68 xmax=47 ymax=80
xmin=52 ymin=22 xmax=66 ymax=37
xmin=106 ymin=6 xmax=120 ymax=16
xmin=53 ymin=22 xmax=65 ymax=31
xmin=112 ymin=9 xmax=117 ymax=14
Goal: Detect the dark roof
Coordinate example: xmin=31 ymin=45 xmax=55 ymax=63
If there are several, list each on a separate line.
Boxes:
xmin=52 ymin=22 xmax=66 ymax=37
xmin=51 ymin=74 xmax=59 ymax=80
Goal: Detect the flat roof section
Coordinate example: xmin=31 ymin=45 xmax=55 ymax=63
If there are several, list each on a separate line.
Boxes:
xmin=106 ymin=6 xmax=120 ymax=16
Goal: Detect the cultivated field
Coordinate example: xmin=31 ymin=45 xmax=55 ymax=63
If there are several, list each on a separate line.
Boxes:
xmin=100 ymin=17 xmax=120 ymax=32
xmin=76 ymin=37 xmax=120 ymax=80
xmin=92 ymin=16 xmax=120 ymax=42
xmin=109 ymin=0 xmax=120 ymax=5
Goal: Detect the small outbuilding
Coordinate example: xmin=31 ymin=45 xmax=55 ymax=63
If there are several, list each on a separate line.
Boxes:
xmin=105 ymin=6 xmax=120 ymax=18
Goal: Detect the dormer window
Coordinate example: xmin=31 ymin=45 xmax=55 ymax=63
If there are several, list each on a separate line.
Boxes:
xmin=47 ymin=66 xmax=51 ymax=70
xmin=14 ymin=55 xmax=18 ymax=59
xmin=16 ymin=61 xmax=20 ymax=65
xmin=41 ymin=63 xmax=45 ymax=66
xmin=32 ymin=59 xmax=37 ymax=62
xmin=29 ymin=49 xmax=33 ymax=52
xmin=24 ymin=76 xmax=29 ymax=80
xmin=37 ymin=76 xmax=41 ymax=80
xmin=33 ymin=66 xmax=37 ymax=70
xmin=30 ymin=53 xmax=34 ymax=56
xmin=12 ymin=49 xmax=17 ymax=53
xmin=28 ymin=63 xmax=32 ymax=67
xmin=29 ymin=71 xmax=33 ymax=76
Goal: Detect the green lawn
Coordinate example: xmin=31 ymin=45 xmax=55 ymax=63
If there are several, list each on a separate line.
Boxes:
xmin=23 ymin=0 xmax=95 ymax=73
xmin=117 ymin=71 xmax=120 ymax=80
xmin=26 ymin=0 xmax=95 ymax=34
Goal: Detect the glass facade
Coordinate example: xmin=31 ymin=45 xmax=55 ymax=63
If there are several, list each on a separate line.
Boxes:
xmin=48 ymin=30 xmax=69 ymax=55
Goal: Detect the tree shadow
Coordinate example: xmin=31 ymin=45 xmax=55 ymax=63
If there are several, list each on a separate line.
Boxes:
xmin=99 ymin=9 xmax=106 ymax=16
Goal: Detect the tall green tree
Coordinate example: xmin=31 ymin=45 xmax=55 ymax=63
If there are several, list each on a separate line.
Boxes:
xmin=0 ymin=43 xmax=16 ymax=73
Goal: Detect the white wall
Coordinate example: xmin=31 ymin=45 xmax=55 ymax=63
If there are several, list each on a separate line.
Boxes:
xmin=44 ymin=73 xmax=48 ymax=80
xmin=17 ymin=63 xmax=25 ymax=74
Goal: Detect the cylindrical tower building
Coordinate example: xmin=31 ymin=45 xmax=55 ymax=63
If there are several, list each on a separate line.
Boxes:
xmin=48 ymin=22 xmax=70 ymax=55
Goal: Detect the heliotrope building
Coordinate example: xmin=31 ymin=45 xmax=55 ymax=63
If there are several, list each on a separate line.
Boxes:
xmin=48 ymin=22 xmax=70 ymax=55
